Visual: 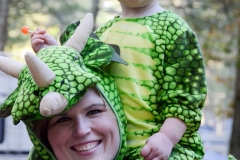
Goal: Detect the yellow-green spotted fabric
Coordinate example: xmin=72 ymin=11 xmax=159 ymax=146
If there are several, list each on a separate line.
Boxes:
xmin=96 ymin=10 xmax=207 ymax=159
xmin=0 ymin=37 xmax=127 ymax=160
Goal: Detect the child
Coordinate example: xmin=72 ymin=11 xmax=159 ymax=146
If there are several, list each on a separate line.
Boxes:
xmin=31 ymin=1 xmax=207 ymax=159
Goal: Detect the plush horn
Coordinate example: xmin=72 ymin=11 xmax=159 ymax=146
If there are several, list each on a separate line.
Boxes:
xmin=24 ymin=52 xmax=55 ymax=88
xmin=64 ymin=13 xmax=94 ymax=53
xmin=0 ymin=56 xmax=25 ymax=78
xmin=40 ymin=92 xmax=68 ymax=117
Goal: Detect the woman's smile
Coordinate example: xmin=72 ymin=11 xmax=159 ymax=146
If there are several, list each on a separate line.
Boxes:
xmin=71 ymin=141 xmax=101 ymax=152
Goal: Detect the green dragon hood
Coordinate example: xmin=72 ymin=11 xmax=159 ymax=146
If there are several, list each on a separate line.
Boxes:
xmin=0 ymin=13 xmax=127 ymax=160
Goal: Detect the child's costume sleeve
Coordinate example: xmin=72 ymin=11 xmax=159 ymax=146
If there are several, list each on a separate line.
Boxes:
xmin=159 ymin=26 xmax=207 ymax=133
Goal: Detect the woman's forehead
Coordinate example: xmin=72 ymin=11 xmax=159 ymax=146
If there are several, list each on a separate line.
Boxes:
xmin=81 ymin=87 xmax=103 ymax=102
xmin=69 ymin=87 xmax=106 ymax=110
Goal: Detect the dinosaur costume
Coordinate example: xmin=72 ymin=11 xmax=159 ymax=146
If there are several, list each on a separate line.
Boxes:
xmin=0 ymin=13 xmax=127 ymax=160
xmin=59 ymin=11 xmax=207 ymax=159
xmin=95 ymin=10 xmax=208 ymax=159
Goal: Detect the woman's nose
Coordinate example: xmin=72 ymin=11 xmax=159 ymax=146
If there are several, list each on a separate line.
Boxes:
xmin=72 ymin=118 xmax=91 ymax=137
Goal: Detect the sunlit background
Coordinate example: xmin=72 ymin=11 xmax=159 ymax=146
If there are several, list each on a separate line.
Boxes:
xmin=0 ymin=0 xmax=239 ymax=159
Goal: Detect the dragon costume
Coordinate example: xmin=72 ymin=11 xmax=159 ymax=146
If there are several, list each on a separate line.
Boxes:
xmin=58 ymin=11 xmax=207 ymax=159
xmin=59 ymin=11 xmax=238 ymax=160
xmin=95 ymin=10 xmax=208 ymax=159
xmin=0 ymin=13 xmax=127 ymax=160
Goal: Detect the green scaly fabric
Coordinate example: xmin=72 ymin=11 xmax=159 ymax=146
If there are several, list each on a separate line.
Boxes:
xmin=0 ymin=26 xmax=127 ymax=160
xmin=59 ymin=12 xmax=207 ymax=159
xmin=94 ymin=10 xmax=207 ymax=160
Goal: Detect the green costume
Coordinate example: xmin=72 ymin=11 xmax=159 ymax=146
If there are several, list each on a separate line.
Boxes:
xmin=0 ymin=14 xmax=127 ymax=160
xmin=94 ymin=10 xmax=207 ymax=159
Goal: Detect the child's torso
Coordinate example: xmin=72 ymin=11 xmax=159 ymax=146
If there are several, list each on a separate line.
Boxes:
xmin=96 ymin=10 xmax=190 ymax=147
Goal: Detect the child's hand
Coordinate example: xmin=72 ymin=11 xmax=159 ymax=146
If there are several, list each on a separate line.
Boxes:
xmin=31 ymin=29 xmax=58 ymax=53
xmin=140 ymin=132 xmax=173 ymax=160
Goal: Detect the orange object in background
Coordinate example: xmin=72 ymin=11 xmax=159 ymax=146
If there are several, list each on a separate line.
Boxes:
xmin=21 ymin=26 xmax=33 ymax=34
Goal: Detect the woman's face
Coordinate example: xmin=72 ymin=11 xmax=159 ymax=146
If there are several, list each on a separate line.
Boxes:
xmin=48 ymin=88 xmax=120 ymax=160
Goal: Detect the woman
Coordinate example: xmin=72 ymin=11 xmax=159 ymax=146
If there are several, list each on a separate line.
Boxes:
xmin=31 ymin=87 xmax=123 ymax=160
xmin=0 ymin=13 xmax=127 ymax=160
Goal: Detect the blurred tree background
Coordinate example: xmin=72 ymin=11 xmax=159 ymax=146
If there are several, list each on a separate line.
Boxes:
xmin=0 ymin=0 xmax=239 ymax=158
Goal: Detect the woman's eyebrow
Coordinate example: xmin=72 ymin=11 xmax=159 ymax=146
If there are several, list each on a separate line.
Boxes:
xmin=84 ymin=103 xmax=106 ymax=111
xmin=55 ymin=113 xmax=67 ymax=116
xmin=54 ymin=103 xmax=106 ymax=116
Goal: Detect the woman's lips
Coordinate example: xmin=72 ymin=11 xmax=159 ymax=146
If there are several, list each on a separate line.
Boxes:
xmin=71 ymin=141 xmax=100 ymax=152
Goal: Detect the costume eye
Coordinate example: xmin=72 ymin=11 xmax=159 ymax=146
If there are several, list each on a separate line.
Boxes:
xmin=33 ymin=90 xmax=40 ymax=96
xmin=74 ymin=55 xmax=79 ymax=60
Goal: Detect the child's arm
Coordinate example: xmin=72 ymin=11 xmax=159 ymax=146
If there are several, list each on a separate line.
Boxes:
xmin=159 ymin=118 xmax=187 ymax=145
xmin=140 ymin=117 xmax=186 ymax=160
xmin=31 ymin=29 xmax=59 ymax=53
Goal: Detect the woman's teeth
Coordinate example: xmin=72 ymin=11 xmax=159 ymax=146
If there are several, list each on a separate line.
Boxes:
xmin=73 ymin=141 xmax=98 ymax=151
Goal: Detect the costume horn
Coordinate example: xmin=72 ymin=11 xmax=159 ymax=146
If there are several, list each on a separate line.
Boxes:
xmin=40 ymin=92 xmax=68 ymax=116
xmin=24 ymin=52 xmax=55 ymax=88
xmin=64 ymin=13 xmax=93 ymax=53
xmin=0 ymin=56 xmax=25 ymax=78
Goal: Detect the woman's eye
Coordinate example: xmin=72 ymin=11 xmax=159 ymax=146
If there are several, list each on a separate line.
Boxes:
xmin=56 ymin=117 xmax=71 ymax=123
xmin=87 ymin=110 xmax=101 ymax=116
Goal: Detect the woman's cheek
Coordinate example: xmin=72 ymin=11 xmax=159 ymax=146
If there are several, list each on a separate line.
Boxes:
xmin=48 ymin=127 xmax=68 ymax=147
